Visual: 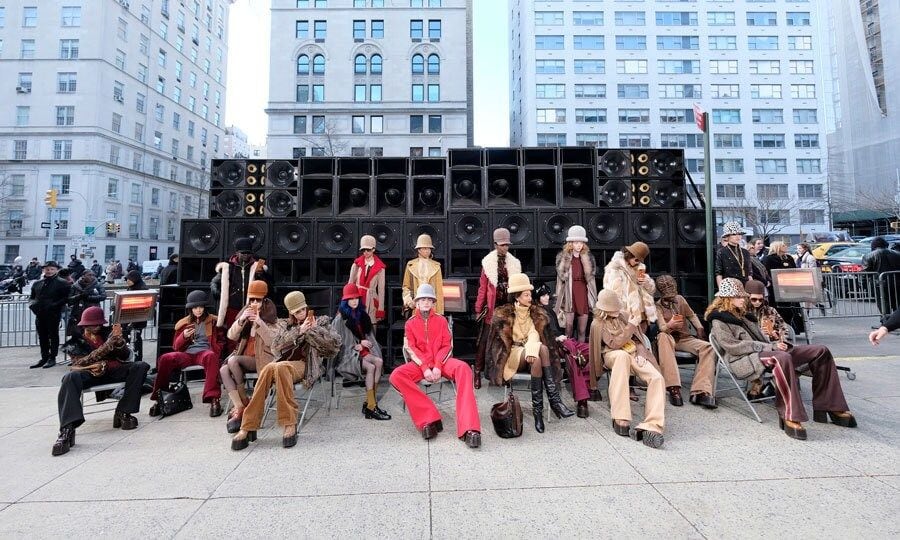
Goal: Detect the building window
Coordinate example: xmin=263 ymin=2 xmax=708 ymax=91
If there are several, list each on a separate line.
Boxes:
xmin=312 ymin=116 xmax=325 ymax=134
xmin=614 ymin=11 xmax=645 ymax=26
xmin=20 ymin=40 xmax=36 ymax=59
xmin=427 ymin=84 xmax=439 ymax=102
xmin=573 ymin=11 xmax=602 ymax=26
xmin=713 ymin=134 xmax=743 ymax=149
xmin=296 ymin=20 xmax=309 ymax=39
xmin=293 ymin=116 xmax=307 ymax=134
xmin=61 ymin=6 xmax=81 ymax=27
xmin=575 ymin=133 xmax=608 ymax=147
xmin=109 ymin=145 xmax=120 ymax=165
xmin=296 ymin=85 xmax=309 ymax=102
xmin=353 ymin=20 xmax=365 ymax=40
xmin=709 ymin=60 xmax=738 ymax=75
xmin=410 ymin=20 xmax=423 ymax=39
xmin=427 ymin=54 xmax=439 ymax=74
xmin=56 ymin=106 xmax=75 ymax=126
xmin=793 ymin=109 xmax=818 ymax=124
xmin=536 ymin=84 xmax=565 ymax=99
xmin=410 ymin=115 xmax=423 ymax=133
xmin=712 ymin=109 xmax=741 ymax=124
xmin=753 ymin=134 xmax=785 ymax=149
xmin=314 ymin=20 xmax=326 ymax=39
xmin=575 ymin=108 xmax=605 ymax=123
xmin=574 ymin=35 xmax=604 ymax=50
xmin=51 ymin=174 xmax=71 ymax=194
xmin=660 ymin=60 xmax=700 ymax=74
xmin=535 ymin=11 xmax=564 ymax=25
xmin=659 ymin=108 xmax=695 ymax=124
xmin=428 ymin=20 xmax=441 ymax=39
xmin=749 ymin=60 xmax=780 ymax=75
xmin=59 ymin=39 xmax=79 ymax=59
xmin=715 ymin=159 xmax=744 ymax=174
xmin=537 ymin=133 xmax=566 ymax=147
xmin=371 ymin=116 xmax=383 ymax=133
xmin=9 ymin=175 xmax=25 ymax=197
xmin=15 ymin=106 xmax=30 ymax=126
xmin=616 ymin=36 xmax=646 ymax=50
xmin=574 ymin=59 xmax=605 ymax=74
xmin=707 ymin=36 xmax=736 ymax=50
xmin=619 ymin=134 xmax=651 ymax=148
xmin=788 ymin=36 xmax=812 ymax=50
xmin=411 ymin=54 xmax=424 ymax=73
xmin=576 ymin=84 xmax=606 ymax=98
xmin=535 ymin=35 xmax=564 ymax=50
xmin=352 ymin=115 xmax=365 ymax=134
xmin=411 ymin=84 xmax=423 ymax=101
xmin=658 ymin=84 xmax=701 ymax=99
xmin=312 ymin=54 xmax=325 ymax=74
xmin=751 ymin=84 xmax=782 ymax=99
xmin=355 ymin=54 xmax=367 ymax=74
xmin=660 ymin=134 xmax=702 ymax=148
xmin=312 ymin=84 xmax=324 ymax=101
xmin=755 ymin=159 xmax=788 ymax=174
xmin=794 ymin=134 xmax=819 ymax=148
xmin=23 ymin=6 xmax=37 ymax=27
xmin=716 ymin=184 xmax=746 ymax=198
xmin=536 ymin=108 xmax=566 ymax=123
xmin=18 ymin=72 xmax=33 ymax=92
xmin=752 ymin=109 xmax=783 ymax=124
xmin=786 ymin=12 xmax=811 ymax=26
xmin=790 ymin=84 xmax=816 ymax=99
xmin=746 ymin=12 xmax=777 ymax=26
xmin=797 ymin=160 xmax=822 ymax=174
xmin=372 ymin=20 xmax=384 ymax=38
xmin=616 ymin=60 xmax=647 ymax=74
xmin=428 ymin=115 xmax=442 ymax=133
xmin=707 ymin=11 xmax=735 ymax=26
xmin=536 ymin=59 xmax=565 ymax=74
xmin=108 ymin=178 xmax=119 ymax=199
xmin=371 ymin=54 xmax=383 ymax=74
xmin=656 ymin=11 xmax=698 ymax=26
xmin=13 ymin=140 xmax=27 ymax=160
xmin=789 ymin=60 xmax=814 ymax=75
xmin=355 ymin=84 xmax=367 ymax=102
xmin=798 ymin=183 xmax=823 ymax=198
xmin=618 ymin=108 xmax=650 ymax=123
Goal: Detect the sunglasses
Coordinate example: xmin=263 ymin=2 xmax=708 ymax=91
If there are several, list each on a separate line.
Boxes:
xmin=361 ymin=248 xmax=374 ymax=252
xmin=749 ymin=297 xmax=764 ymax=303
xmin=248 ymin=298 xmax=263 ymax=303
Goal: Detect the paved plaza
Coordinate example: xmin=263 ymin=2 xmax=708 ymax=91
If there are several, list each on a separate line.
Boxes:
xmin=0 ymin=316 xmax=897 ymax=538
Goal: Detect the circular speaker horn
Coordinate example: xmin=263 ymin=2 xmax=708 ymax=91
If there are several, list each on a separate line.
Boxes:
xmin=587 ymin=213 xmax=622 ymax=244
xmin=349 ymin=187 xmax=368 ymax=207
xmin=418 ymin=187 xmax=441 ymax=208
xmin=245 ymin=192 xmax=256 ymax=203
xmin=384 ymin=187 xmax=405 ymax=207
xmin=636 ymin=153 xmax=650 ymax=163
xmin=215 ymin=191 xmax=242 ymax=217
xmin=543 ymin=214 xmax=575 ymax=244
xmin=498 ymin=214 xmax=531 ymax=244
xmin=599 ymin=180 xmax=630 ymax=206
xmin=265 ymin=190 xmax=295 ymax=217
xmin=370 ymin=223 xmax=398 ymax=253
xmin=322 ymin=223 xmax=353 ymax=254
xmin=266 ymin=161 xmax=296 ymax=187
xmin=489 ymin=178 xmax=510 ymax=198
xmin=599 ymin=150 xmax=631 ymax=177
xmin=246 ymin=175 xmax=259 ymax=186
xmin=676 ymin=214 xmax=705 ymax=244
xmin=453 ymin=215 xmax=486 ymax=245
xmin=247 ymin=163 xmax=258 ymax=174
xmin=275 ymin=223 xmax=309 ymax=254
xmin=652 ymin=182 xmax=682 ymax=207
xmin=650 ymin=153 xmax=681 ymax=177
xmin=313 ymin=187 xmax=332 ymax=207
xmin=186 ymin=222 xmax=220 ymax=254
xmin=215 ymin=161 xmax=245 ymax=187
xmin=526 ymin=177 xmax=546 ymax=197
xmin=454 ymin=177 xmax=478 ymax=199
xmin=633 ymin=214 xmax=666 ymax=243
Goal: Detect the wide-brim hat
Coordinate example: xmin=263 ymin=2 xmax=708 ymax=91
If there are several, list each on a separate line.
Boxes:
xmin=359 ymin=235 xmax=377 ymax=251
xmin=342 ymin=283 xmax=362 ymax=300
xmin=507 ymin=273 xmax=533 ymax=294
xmin=566 ymin=225 xmax=588 ymax=243
xmin=624 ymin=242 xmax=650 ymax=262
xmin=721 ymin=222 xmax=743 ymax=237
xmin=247 ymin=280 xmax=268 ymax=299
xmin=42 ymin=260 xmax=61 ymax=269
xmin=596 ymin=289 xmax=622 ymax=312
xmin=78 ymin=306 xmax=107 ymax=327
xmin=715 ymin=278 xmax=748 ymax=298
xmin=414 ymin=284 xmax=437 ymax=301
xmin=415 ymin=234 xmax=434 ymax=250
xmin=185 ymin=290 xmax=209 ymax=309
xmin=284 ymin=291 xmax=308 ymax=314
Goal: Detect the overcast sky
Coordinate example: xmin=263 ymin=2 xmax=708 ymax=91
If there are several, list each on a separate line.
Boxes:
xmin=224 ymin=0 xmax=510 ymax=148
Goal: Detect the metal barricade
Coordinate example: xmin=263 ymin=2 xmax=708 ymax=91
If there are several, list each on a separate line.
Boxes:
xmin=878 ymin=270 xmax=900 ymax=320
xmin=813 ymin=271 xmax=882 ymax=318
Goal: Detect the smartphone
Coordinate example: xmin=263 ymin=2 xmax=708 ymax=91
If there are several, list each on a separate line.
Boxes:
xmin=306 ymin=309 xmax=315 ymax=323
xmin=637 ymin=264 xmax=646 ymax=280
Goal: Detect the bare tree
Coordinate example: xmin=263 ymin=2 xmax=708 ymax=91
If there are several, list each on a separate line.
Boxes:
xmin=841 ymin=184 xmax=900 ymax=233
xmin=717 ymin=195 xmax=804 ymax=239
xmin=298 ymin=119 xmax=350 ymax=157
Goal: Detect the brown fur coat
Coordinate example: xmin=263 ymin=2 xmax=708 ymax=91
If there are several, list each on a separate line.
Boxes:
xmin=487 ymin=303 xmax=550 ymax=385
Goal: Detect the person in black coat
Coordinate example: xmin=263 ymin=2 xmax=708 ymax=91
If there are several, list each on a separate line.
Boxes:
xmin=67 ymin=271 xmax=106 ymax=338
xmin=67 ymin=255 xmax=86 ymax=281
xmin=25 ymin=258 xmax=42 ymax=281
xmin=863 ymin=237 xmax=900 ymax=319
xmin=29 ymin=261 xmax=72 ymax=369
xmin=761 ymin=241 xmax=805 ymax=334
xmin=159 ymin=253 xmax=179 ymax=285
xmin=90 ymin=260 xmax=104 ymax=280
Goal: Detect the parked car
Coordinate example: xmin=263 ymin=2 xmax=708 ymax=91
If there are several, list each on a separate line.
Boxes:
xmin=858 ymin=234 xmax=900 ymax=245
xmin=820 ymin=244 xmax=872 ymax=273
xmin=811 ymin=242 xmax=860 ymax=260
xmin=804 ymin=231 xmax=853 ymax=243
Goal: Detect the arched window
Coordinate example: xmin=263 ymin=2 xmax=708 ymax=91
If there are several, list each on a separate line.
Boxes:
xmin=370 ymin=54 xmax=383 ymax=74
xmin=297 ymin=54 xmax=310 ymax=75
xmin=427 ymin=54 xmax=440 ymax=74
xmin=411 ymin=54 xmax=424 ymax=74
xmin=354 ymin=54 xmax=367 ymax=74
xmin=312 ymin=54 xmax=325 ymax=75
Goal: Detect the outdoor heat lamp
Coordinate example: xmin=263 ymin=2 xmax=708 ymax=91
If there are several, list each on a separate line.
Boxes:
xmin=442 ymin=279 xmax=468 ymax=313
xmin=113 ymin=290 xmax=159 ymax=324
xmin=771 ymin=269 xmax=824 ymax=304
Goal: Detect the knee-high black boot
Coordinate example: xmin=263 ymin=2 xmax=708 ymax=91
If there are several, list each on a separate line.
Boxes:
xmin=543 ymin=367 xmax=574 ymax=418
xmin=531 ymin=376 xmax=545 ymax=433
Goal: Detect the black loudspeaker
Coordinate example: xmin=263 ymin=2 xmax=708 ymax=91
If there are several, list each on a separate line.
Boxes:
xmin=265 ymin=160 xmax=299 ymax=188
xmin=486 ymin=167 xmax=521 ymax=207
xmin=210 ymin=189 xmax=266 ymax=218
xmin=539 ymin=210 xmax=580 ymax=247
xmin=560 ymin=166 xmax=594 ymax=207
xmin=632 ymin=178 xmax=684 ymax=209
xmin=632 ymin=150 xmax=683 ymax=179
xmin=522 ymin=147 xmax=558 ymax=166
xmin=211 ymin=159 xmax=246 ymax=189
xmin=598 ymin=178 xmax=632 ymax=207
xmin=301 ymin=156 xmax=336 ymax=176
xmin=411 ymin=176 xmax=445 ymax=216
xmin=375 ymin=176 xmax=408 ymax=216
xmin=449 ymin=211 xmax=491 ymax=248
xmin=450 ymin=168 xmax=484 ymax=208
xmin=405 ymin=220 xmax=446 ymax=259
xmin=179 ymin=219 xmax=224 ymax=257
xmin=338 ymin=157 xmax=372 ymax=176
xmin=675 ymin=210 xmax=706 ymax=247
xmin=492 ymin=210 xmax=535 ymax=245
xmin=338 ymin=176 xmax=372 ymax=216
xmin=628 ymin=210 xmax=672 ymax=246
xmin=226 ymin=220 xmax=270 ymax=258
xmin=584 ymin=211 xmax=626 ymax=245
xmin=264 ymin=189 xmax=298 ymax=217
xmin=523 ymin=168 xmax=557 ymax=207
xmin=271 ymin=219 xmax=313 ymax=256
xmin=361 ymin=220 xmax=403 ymax=257
xmin=300 ymin=176 xmax=335 ymax=216
xmin=560 ymin=147 xmax=595 ymax=166
xmin=598 ymin=149 xmax=633 ymax=177
xmin=316 ymin=220 xmax=359 ymax=256
xmin=449 ymin=148 xmax=484 ymax=168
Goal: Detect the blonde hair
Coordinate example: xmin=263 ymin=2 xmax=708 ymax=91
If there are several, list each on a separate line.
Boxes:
xmin=704 ymin=296 xmax=745 ymax=321
xmin=563 ymin=242 xmax=590 ymax=254
xmin=768 ymin=241 xmax=787 ymax=256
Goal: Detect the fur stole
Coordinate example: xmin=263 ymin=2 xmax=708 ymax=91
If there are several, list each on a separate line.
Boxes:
xmin=481 ymin=250 xmax=522 ymax=286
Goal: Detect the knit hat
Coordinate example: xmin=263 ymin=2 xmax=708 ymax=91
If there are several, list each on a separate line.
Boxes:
xmin=715 ymin=278 xmax=747 ymax=298
xmin=185 ymin=290 xmax=209 ymax=309
xmin=247 ymin=280 xmax=268 ymax=299
xmin=414 ymin=283 xmax=437 ymax=301
xmin=415 ymin=234 xmax=434 ymax=250
xmin=596 ymin=289 xmax=622 ymax=313
xmin=624 ymin=241 xmax=650 ymax=262
xmin=655 ymin=275 xmax=678 ymax=298
xmin=125 ymin=270 xmax=142 ymax=284
xmin=493 ymin=228 xmax=511 ymax=246
xmin=721 ymin=222 xmax=743 ymax=237
xmin=507 ymin=273 xmax=533 ymax=294
xmin=284 ymin=291 xmax=307 ymax=313
xmin=359 ymin=235 xmax=377 ymax=251
xmin=342 ymin=283 xmax=362 ymax=300
xmin=534 ymin=283 xmax=552 ymax=299
xmin=234 ymin=237 xmax=254 ymax=253
xmin=78 ymin=306 xmax=107 ymax=327
xmin=744 ymin=280 xmax=766 ymax=296
xmin=565 ymin=225 xmax=588 ymax=243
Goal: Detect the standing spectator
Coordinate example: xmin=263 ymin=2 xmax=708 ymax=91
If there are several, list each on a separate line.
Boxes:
xmin=115 ymin=260 xmax=123 ymax=279
xmin=105 ymin=260 xmax=117 ymax=283
xmin=122 ymin=271 xmax=148 ymax=363
xmin=25 ymin=258 xmax=42 ymax=282
xmin=67 ymin=271 xmax=106 ymax=338
xmin=90 ymin=260 xmax=104 ymax=280
xmin=715 ymin=222 xmax=754 ymax=285
xmin=67 ymin=255 xmax=86 ymax=281
xmin=797 ymin=243 xmax=817 ymax=269
xmin=863 ymin=237 xmax=900 ymax=319
xmin=159 ymin=253 xmax=179 ymax=285
xmin=126 ymin=259 xmax=139 ymax=274
xmin=762 ymin=241 xmax=806 ymax=335
xmin=28 ymin=261 xmax=72 ymax=369
xmin=752 ymin=238 xmax=767 ymax=261
xmin=746 ymin=242 xmax=770 ymax=290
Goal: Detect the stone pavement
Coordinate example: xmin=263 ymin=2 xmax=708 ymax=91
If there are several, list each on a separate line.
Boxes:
xmin=0 ymin=315 xmax=897 ymax=538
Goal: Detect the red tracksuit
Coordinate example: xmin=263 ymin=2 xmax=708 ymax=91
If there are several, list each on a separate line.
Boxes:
xmin=390 ymin=309 xmax=481 ymax=437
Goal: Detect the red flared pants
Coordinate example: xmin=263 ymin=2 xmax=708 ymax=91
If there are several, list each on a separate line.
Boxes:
xmin=390 ymin=358 xmax=481 ymax=438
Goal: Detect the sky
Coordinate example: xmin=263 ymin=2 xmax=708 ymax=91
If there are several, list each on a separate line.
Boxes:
xmin=224 ymin=0 xmax=510 ymax=147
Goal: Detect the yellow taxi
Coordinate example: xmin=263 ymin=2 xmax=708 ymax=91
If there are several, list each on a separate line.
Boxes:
xmin=811 ymin=242 xmax=859 ymax=260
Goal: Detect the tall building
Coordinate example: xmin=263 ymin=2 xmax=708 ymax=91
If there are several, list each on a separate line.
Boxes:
xmin=0 ymin=0 xmax=235 ymax=265
xmin=510 ymin=0 xmax=828 ymax=239
xmin=266 ymin=0 xmax=473 ymax=159
xmin=826 ymin=0 xmax=900 ymax=232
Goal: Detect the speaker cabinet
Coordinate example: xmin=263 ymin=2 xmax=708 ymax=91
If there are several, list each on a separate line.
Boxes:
xmin=492 ymin=210 xmax=535 ymax=246
xmin=584 ymin=210 xmax=626 ymax=246
xmin=632 ymin=150 xmax=684 ymax=179
xmin=485 ymin=148 xmax=519 ymax=167
xmin=211 ymin=159 xmax=246 ymax=189
xmin=675 ymin=247 xmax=707 ymax=275
xmin=301 ymin=157 xmax=336 ymax=176
xmin=179 ymin=219 xmax=224 ymax=257
xmin=405 ymin=220 xmax=446 ymax=259
xmin=523 ymin=167 xmax=557 ymax=207
xmin=539 ymin=210 xmax=580 ymax=247
xmin=300 ymin=175 xmax=335 ymax=216
xmin=211 ymin=189 xmax=266 ymax=218
xmin=410 ymin=157 xmax=446 ymax=177
xmin=560 ymin=166 xmax=594 ymax=207
xmin=560 ymin=146 xmax=595 ymax=166
xmin=486 ymin=167 xmax=521 ymax=208
xmin=449 ymin=247 xmax=490 ymax=277
xmin=449 ymin=211 xmax=491 ymax=248
xmin=271 ymin=220 xmax=313 ymax=256
xmin=316 ymin=220 xmax=358 ymax=256
xmin=598 ymin=149 xmax=633 ymax=178
xmin=264 ymin=189 xmax=298 ymax=217
xmin=226 ymin=220 xmax=270 ymax=259
xmin=375 ymin=175 xmax=408 ymax=216
xmin=449 ymin=148 xmax=484 ymax=168
xmin=675 ymin=210 xmax=706 ymax=247
xmin=522 ymin=147 xmax=558 ymax=167
xmin=338 ymin=157 xmax=372 ymax=177
xmin=450 ymin=168 xmax=484 ymax=208
xmin=361 ymin=220 xmax=403 ymax=257
xmin=338 ymin=176 xmax=372 ymax=216
xmin=598 ymin=178 xmax=633 ymax=207
xmin=632 ymin=178 xmax=684 ymax=209
xmin=374 ymin=157 xmax=409 ymax=177
xmin=265 ymin=160 xmax=299 ymax=188
xmin=411 ymin=176 xmax=445 ymax=216
xmin=628 ymin=210 xmax=672 ymax=247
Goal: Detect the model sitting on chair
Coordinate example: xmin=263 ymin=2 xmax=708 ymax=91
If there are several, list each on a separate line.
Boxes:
xmin=390 ymin=284 xmax=481 ymax=448
xmin=331 ymin=283 xmax=391 ymax=421
xmin=743 ymin=279 xmax=788 ymax=400
xmin=150 ymin=290 xmax=224 ymax=418
xmin=232 ymin=291 xmax=341 ymax=450
xmin=488 ymin=273 xmax=574 ymax=434
xmin=222 ymin=280 xmax=278 ymax=434
xmin=706 ymin=278 xmax=857 ymax=441
xmin=53 ymin=306 xmax=150 ymax=456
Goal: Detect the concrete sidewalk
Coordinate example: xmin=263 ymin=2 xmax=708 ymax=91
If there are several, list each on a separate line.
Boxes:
xmin=0 ymin=315 xmax=897 ymax=538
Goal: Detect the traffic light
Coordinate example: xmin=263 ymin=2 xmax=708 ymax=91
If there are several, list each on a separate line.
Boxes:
xmin=115 ymin=223 xmax=121 ymax=233
xmin=106 ymin=222 xmax=116 ymax=234
xmin=44 ymin=189 xmax=58 ymax=208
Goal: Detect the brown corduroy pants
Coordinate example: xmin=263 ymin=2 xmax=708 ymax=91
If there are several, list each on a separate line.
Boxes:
xmin=240 ymin=362 xmax=303 ymax=430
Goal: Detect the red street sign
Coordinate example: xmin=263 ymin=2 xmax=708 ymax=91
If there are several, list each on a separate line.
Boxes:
xmin=694 ymin=103 xmax=706 ymax=132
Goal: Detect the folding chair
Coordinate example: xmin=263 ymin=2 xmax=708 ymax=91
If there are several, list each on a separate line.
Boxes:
xmin=177 ymin=364 xmax=206 ymax=385
xmin=708 ymin=334 xmax=766 ymax=423
xmin=399 ymin=316 xmax=457 ymax=411
xmin=79 ymin=345 xmax=133 ymax=413
xmin=260 ymin=375 xmax=327 ymax=433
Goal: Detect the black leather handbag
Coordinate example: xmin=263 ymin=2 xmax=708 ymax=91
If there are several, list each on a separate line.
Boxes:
xmin=158 ymin=382 xmax=193 ymax=417
xmin=490 ymin=388 xmax=523 ymax=438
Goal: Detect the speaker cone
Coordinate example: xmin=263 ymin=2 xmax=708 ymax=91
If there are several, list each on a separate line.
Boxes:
xmin=215 ymin=161 xmax=245 ymax=187
xmin=587 ymin=213 xmax=623 ymax=244
xmin=186 ymin=222 xmax=220 ymax=254
xmin=370 ymin=223 xmax=398 ymax=253
xmin=676 ymin=213 xmax=705 ymax=244
xmin=266 ymin=161 xmax=296 ymax=187
xmin=275 ymin=223 xmax=309 ymax=254
xmin=232 ymin=223 xmax=266 ymax=253
xmin=322 ymin=223 xmax=353 ymax=254
xmin=650 ymin=152 xmax=682 ymax=177
xmin=652 ymin=181 xmax=682 ymax=207
xmin=384 ymin=187 xmax=405 ymax=207
xmin=599 ymin=150 xmax=632 ymax=177
xmin=498 ymin=214 xmax=532 ymax=244
xmin=215 ymin=191 xmax=242 ymax=217
xmin=633 ymin=214 xmax=666 ymax=244
xmin=453 ymin=215 xmax=486 ymax=245
xmin=265 ymin=190 xmax=295 ymax=217
xmin=489 ymin=178 xmax=510 ymax=198
xmin=543 ymin=214 xmax=575 ymax=244
xmin=349 ymin=187 xmax=368 ymax=207
xmin=562 ymin=177 xmax=581 ymax=196
xmin=453 ymin=177 xmax=478 ymax=199
xmin=417 ymin=187 xmax=441 ymax=208
xmin=599 ymin=179 xmax=630 ymax=206
xmin=313 ymin=187 xmax=332 ymax=208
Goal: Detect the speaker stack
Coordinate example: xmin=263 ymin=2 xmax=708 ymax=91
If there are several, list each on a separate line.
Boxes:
xmin=164 ymin=148 xmax=706 ymax=368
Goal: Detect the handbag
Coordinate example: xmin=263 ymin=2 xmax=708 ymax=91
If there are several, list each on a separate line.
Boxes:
xmin=490 ymin=388 xmax=523 ymax=438
xmin=158 ymin=382 xmax=193 ymax=417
